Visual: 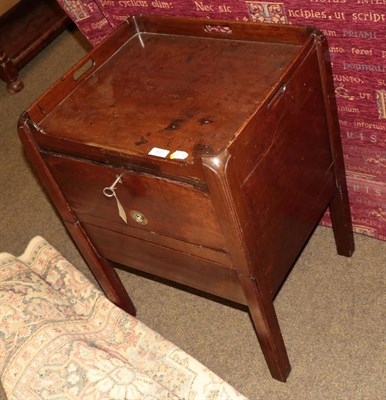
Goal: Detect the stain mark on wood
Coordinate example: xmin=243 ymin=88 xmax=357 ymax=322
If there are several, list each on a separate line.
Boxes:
xmin=199 ymin=118 xmax=213 ymax=125
xmin=134 ymin=136 xmax=149 ymax=146
xmin=165 ymin=119 xmax=184 ymax=131
xmin=193 ymin=143 xmax=214 ymax=156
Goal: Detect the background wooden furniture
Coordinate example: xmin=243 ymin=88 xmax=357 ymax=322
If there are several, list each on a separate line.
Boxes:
xmin=0 ymin=0 xmax=70 ymax=93
xmin=19 ymin=16 xmax=354 ymax=382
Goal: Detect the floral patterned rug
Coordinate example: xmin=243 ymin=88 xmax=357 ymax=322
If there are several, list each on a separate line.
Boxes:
xmin=0 ymin=236 xmax=248 ymax=400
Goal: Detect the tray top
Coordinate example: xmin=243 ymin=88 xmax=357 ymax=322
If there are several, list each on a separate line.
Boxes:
xmin=39 ymin=25 xmax=303 ymax=162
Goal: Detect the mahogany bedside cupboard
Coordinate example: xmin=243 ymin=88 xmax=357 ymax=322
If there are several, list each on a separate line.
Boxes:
xmin=19 ymin=16 xmax=355 ymax=382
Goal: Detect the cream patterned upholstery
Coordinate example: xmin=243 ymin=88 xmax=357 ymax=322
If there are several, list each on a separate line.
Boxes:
xmin=0 ymin=237 xmax=248 ymax=400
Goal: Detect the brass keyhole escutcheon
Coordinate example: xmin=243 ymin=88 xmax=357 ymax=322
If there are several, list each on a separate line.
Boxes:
xmin=129 ymin=210 xmax=148 ymax=225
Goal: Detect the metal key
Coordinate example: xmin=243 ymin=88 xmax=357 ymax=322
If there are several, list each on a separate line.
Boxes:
xmin=102 ymin=175 xmax=127 ymax=224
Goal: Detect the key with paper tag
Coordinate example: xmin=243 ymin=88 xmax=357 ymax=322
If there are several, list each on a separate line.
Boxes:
xmin=102 ymin=175 xmax=128 ymax=224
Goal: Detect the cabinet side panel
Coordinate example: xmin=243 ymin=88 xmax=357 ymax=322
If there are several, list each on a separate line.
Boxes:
xmin=228 ymin=47 xmax=336 ymax=296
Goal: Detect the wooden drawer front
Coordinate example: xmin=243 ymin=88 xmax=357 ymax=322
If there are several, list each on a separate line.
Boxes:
xmin=45 ymin=154 xmax=226 ymax=250
xmin=84 ymin=223 xmax=246 ymax=305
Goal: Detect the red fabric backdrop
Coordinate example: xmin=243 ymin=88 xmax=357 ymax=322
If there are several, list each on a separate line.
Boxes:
xmin=57 ymin=0 xmax=386 ymax=240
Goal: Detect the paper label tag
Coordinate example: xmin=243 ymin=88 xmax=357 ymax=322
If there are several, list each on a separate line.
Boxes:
xmin=115 ymin=196 xmax=127 ymax=224
xmin=170 ymin=150 xmax=189 ymax=160
xmin=148 ymin=147 xmax=170 ymax=158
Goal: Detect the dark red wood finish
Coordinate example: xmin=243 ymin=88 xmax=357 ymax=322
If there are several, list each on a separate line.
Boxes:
xmin=19 ymin=16 xmax=354 ymax=382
